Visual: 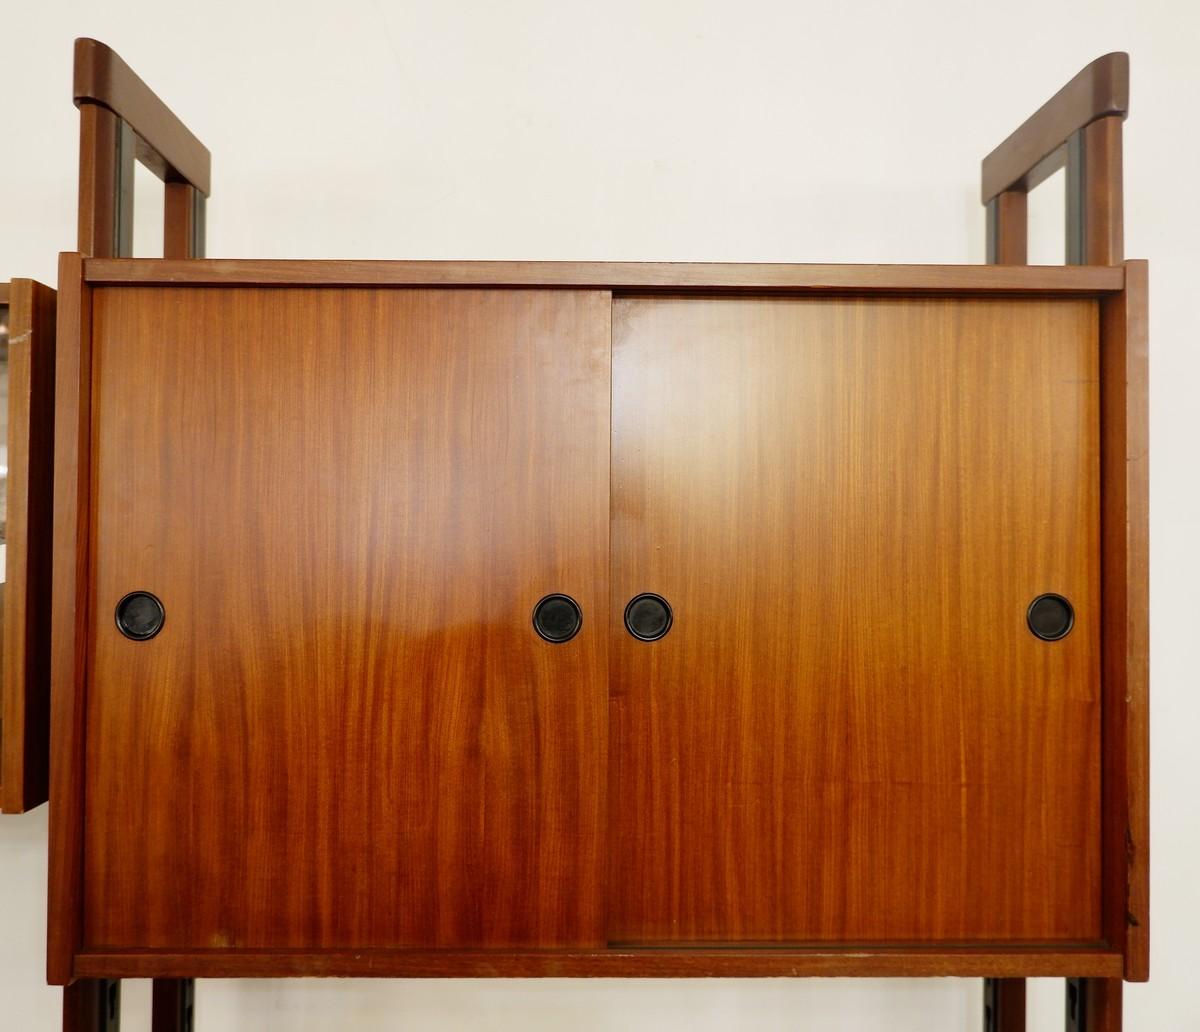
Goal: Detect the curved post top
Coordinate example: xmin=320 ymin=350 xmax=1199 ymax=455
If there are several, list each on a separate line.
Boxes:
xmin=981 ymin=52 xmax=1128 ymax=203
xmin=74 ymin=37 xmax=211 ymax=197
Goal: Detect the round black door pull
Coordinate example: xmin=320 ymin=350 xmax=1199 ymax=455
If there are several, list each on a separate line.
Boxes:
xmin=533 ymin=593 xmax=582 ymax=643
xmin=116 ymin=591 xmax=166 ymax=641
xmin=1027 ymin=593 xmax=1074 ymax=641
xmin=624 ymin=593 xmax=673 ymax=642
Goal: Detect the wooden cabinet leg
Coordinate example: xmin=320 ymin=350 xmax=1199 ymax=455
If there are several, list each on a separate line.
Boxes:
xmin=63 ymin=979 xmax=120 ymax=1032
xmin=984 ymin=977 xmax=1026 ymax=1031
xmin=152 ymin=978 xmax=196 ymax=1032
xmin=1067 ymin=977 xmax=1123 ymax=1032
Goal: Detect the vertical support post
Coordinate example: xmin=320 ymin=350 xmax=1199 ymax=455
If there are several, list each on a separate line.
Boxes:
xmin=77 ymin=105 xmax=117 ymax=258
xmin=984 ymin=977 xmax=1026 ymax=1031
xmin=77 ymin=105 xmax=134 ymax=258
xmin=152 ymin=978 xmax=196 ymax=1032
xmin=1067 ymin=977 xmax=1123 ymax=1032
xmin=985 ymin=189 xmax=1028 ymax=264
xmin=164 ymin=183 xmax=207 ymax=259
xmin=63 ymin=979 xmax=120 ymax=1032
xmin=1065 ymin=115 xmax=1124 ymax=265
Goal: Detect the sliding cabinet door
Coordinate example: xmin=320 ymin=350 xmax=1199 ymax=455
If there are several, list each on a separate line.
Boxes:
xmin=83 ymin=287 xmax=610 ymax=950
xmin=609 ymin=296 xmax=1101 ymax=945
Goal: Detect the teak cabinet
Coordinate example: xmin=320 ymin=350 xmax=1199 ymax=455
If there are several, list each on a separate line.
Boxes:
xmin=52 ymin=260 xmax=1147 ymax=984
xmin=64 ymin=283 xmax=1106 ymax=956
xmin=0 ymin=37 xmax=1146 ymax=1032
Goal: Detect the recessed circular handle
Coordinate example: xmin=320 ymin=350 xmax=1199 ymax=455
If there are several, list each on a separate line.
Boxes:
xmin=533 ymin=593 xmax=582 ymax=643
xmin=115 ymin=591 xmax=166 ymax=641
xmin=1027 ymin=593 xmax=1074 ymax=641
xmin=624 ymin=593 xmax=673 ymax=642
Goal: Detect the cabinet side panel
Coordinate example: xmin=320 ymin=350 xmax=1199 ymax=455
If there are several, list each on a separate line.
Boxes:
xmin=48 ymin=254 xmax=92 ymax=984
xmin=1100 ymin=262 xmax=1149 ymax=980
xmin=2 ymin=280 xmax=58 ymax=813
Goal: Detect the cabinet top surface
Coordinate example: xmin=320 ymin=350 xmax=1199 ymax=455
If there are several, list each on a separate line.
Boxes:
xmin=81 ymin=258 xmax=1126 ymax=292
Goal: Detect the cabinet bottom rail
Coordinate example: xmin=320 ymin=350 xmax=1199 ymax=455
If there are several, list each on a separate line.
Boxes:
xmin=69 ymin=947 xmax=1126 ymax=981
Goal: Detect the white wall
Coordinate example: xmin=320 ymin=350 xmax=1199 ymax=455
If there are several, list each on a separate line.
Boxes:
xmin=2 ymin=2 xmax=1197 ymax=1029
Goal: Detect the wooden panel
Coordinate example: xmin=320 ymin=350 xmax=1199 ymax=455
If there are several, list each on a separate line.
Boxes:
xmin=82 ymin=258 xmax=1125 ymax=294
xmin=1099 ymin=262 xmax=1149 ymax=980
xmin=48 ymin=253 xmax=92 ymax=986
xmin=73 ymin=945 xmax=1125 ymax=980
xmin=0 ymin=280 xmax=57 ymax=813
xmin=610 ymin=296 xmax=1101 ymax=944
xmin=82 ymin=287 xmax=610 ymax=951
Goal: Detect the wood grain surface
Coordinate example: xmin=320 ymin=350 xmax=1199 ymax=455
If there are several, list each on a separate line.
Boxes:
xmin=986 ymin=190 xmax=1028 ymax=266
xmin=48 ymin=253 xmax=92 ymax=985
xmin=1099 ymin=262 xmax=1149 ymax=980
xmin=609 ymin=296 xmax=1102 ymax=944
xmin=0 ymin=280 xmax=56 ymax=813
xmin=72 ymin=945 xmax=1124 ymax=980
xmin=77 ymin=103 xmax=135 ymax=259
xmin=81 ymin=258 xmax=1125 ymax=294
xmin=1075 ymin=115 xmax=1124 ymax=266
xmin=82 ymin=287 xmax=610 ymax=950
xmin=51 ymin=276 xmax=1139 ymax=979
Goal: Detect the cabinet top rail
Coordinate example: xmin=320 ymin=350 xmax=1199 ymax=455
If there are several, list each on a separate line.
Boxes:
xmin=82 ymin=259 xmax=1125 ymax=293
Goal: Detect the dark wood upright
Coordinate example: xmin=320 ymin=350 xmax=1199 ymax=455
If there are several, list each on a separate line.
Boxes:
xmin=52 ymin=37 xmax=213 ymax=1025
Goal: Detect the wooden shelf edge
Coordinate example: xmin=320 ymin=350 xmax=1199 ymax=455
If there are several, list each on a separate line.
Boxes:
xmin=72 ymin=947 xmax=1125 ymax=981
xmin=81 ymin=258 xmax=1126 ymax=293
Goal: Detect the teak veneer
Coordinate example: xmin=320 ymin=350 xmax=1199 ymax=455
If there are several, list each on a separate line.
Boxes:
xmin=0 ymin=278 xmax=56 ymax=814
xmin=0 ymin=38 xmax=1148 ymax=1032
